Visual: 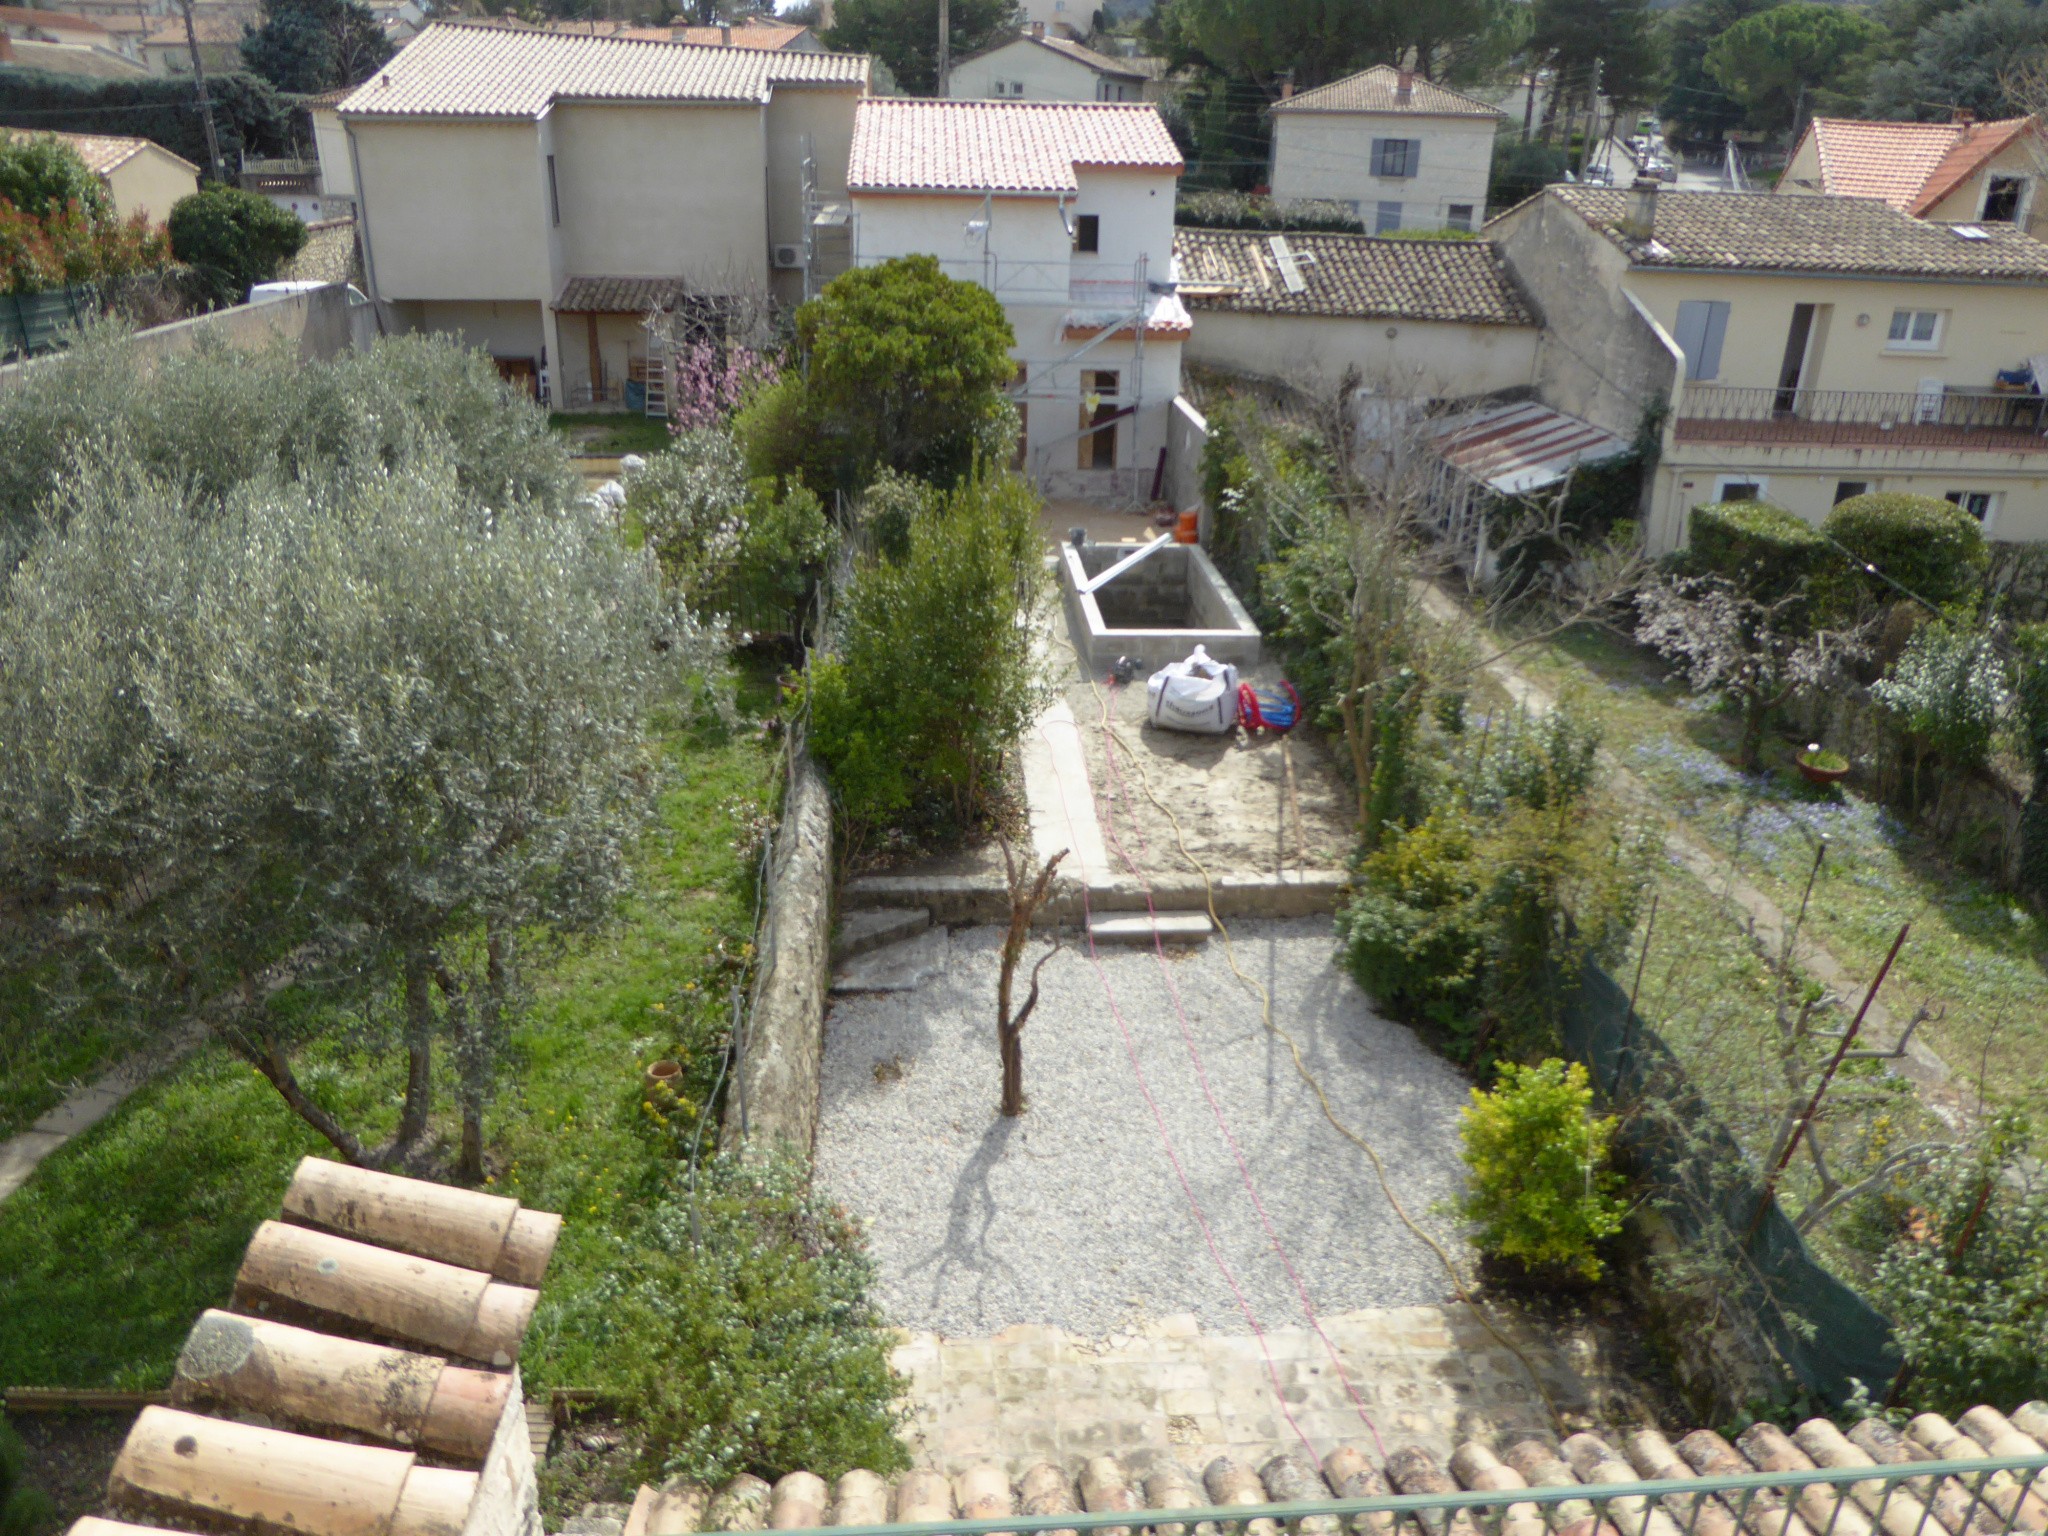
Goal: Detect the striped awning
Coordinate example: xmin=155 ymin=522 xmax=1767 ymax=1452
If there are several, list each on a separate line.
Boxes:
xmin=1427 ymin=401 xmax=1628 ymax=496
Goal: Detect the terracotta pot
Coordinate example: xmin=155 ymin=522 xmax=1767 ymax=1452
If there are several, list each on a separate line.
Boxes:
xmin=642 ymin=1059 xmax=683 ymax=1101
xmin=1796 ymin=756 xmax=1850 ymax=786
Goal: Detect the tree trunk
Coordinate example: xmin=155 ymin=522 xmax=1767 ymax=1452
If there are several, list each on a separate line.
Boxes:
xmin=240 ymin=1030 xmax=371 ymax=1166
xmin=455 ymin=927 xmax=510 ymax=1184
xmin=373 ymin=955 xmax=436 ymax=1169
xmin=999 ymin=1019 xmax=1024 ymax=1118
xmin=996 ymin=841 xmax=1064 ymax=1118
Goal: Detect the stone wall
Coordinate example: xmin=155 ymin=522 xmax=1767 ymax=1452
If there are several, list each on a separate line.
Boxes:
xmin=464 ymin=1370 xmax=544 ymax=1536
xmin=721 ymin=747 xmax=835 ymax=1164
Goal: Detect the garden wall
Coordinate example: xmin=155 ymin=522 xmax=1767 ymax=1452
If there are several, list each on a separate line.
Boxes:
xmin=720 ymin=745 xmax=834 ymax=1165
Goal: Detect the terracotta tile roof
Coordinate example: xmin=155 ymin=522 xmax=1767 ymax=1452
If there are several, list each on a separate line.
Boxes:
xmin=1788 ymin=116 xmax=2038 ymax=213
xmin=30 ymin=129 xmax=197 ymax=176
xmin=849 ymin=98 xmax=1181 ymax=194
xmin=1174 ymin=226 xmax=1535 ymax=326
xmin=5 ymin=38 xmax=149 ymax=75
xmin=675 ymin=19 xmax=809 ymax=48
xmin=336 ymin=22 xmax=866 ymax=118
xmin=1913 ymin=116 xmax=2036 ymax=214
xmin=522 ymin=16 xmax=810 ymax=47
xmin=141 ymin=14 xmax=242 ymax=44
xmin=1271 ymin=63 xmax=1501 ymax=118
xmin=554 ymin=274 xmax=691 ymax=312
xmin=1546 ymin=185 xmax=2048 ymax=281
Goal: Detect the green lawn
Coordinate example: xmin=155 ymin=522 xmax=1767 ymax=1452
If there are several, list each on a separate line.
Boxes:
xmin=1511 ymin=625 xmax=2048 ymax=1124
xmin=548 ymin=412 xmax=674 ymax=458
xmin=0 ymin=708 xmax=772 ymax=1390
xmin=0 ymin=995 xmax=139 ymax=1142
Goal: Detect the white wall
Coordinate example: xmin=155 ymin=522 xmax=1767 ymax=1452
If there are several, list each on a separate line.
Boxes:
xmin=312 ymin=107 xmax=354 ymax=198
xmin=1271 ymin=110 xmax=1497 ymax=230
xmin=1015 ymin=0 xmax=1086 ymax=39
xmin=947 ymin=38 xmax=1138 ymax=102
xmin=104 ymin=145 xmax=198 ymax=222
xmin=1186 ymin=309 xmax=1538 ymax=399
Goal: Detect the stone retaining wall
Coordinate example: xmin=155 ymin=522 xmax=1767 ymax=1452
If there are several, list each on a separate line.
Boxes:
xmin=721 ymin=747 xmax=834 ymax=1164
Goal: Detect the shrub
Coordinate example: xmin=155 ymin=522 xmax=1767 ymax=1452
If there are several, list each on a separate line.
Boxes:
xmin=2015 ymin=623 xmax=2048 ymax=901
xmin=0 ymin=128 xmax=108 ymax=219
xmin=609 ymin=1158 xmax=910 ymax=1486
xmin=805 ymin=471 xmax=1050 ymax=846
xmin=1174 ymin=189 xmax=1365 ymax=233
xmin=1458 ymin=1058 xmax=1626 ymax=1281
xmin=848 ymin=466 xmax=936 ymax=563
xmin=729 ymin=479 xmax=835 ymax=638
xmin=742 ymin=255 xmax=1017 ymax=496
xmin=1823 ymin=492 xmax=1988 ymax=610
xmin=1871 ymin=616 xmax=2010 ymax=799
xmin=0 ymin=70 xmax=293 ymax=172
xmin=628 ymin=428 xmax=748 ymax=607
xmin=1688 ymin=499 xmax=1839 ymax=607
xmin=1865 ymin=1116 xmax=2047 ymax=1417
xmin=167 ymin=183 xmax=307 ymax=306
xmin=0 ymin=1419 xmax=53 ymax=1536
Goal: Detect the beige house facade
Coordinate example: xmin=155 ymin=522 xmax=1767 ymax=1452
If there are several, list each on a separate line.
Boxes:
xmin=948 ymin=33 xmax=1147 ymax=103
xmin=337 ymin=23 xmax=867 ymax=408
xmin=849 ymin=99 xmax=1187 ymax=505
xmin=1488 ymin=182 xmax=2048 ymax=553
xmin=41 ymin=131 xmax=199 ymax=222
xmin=1269 ymin=65 xmax=1502 ymax=233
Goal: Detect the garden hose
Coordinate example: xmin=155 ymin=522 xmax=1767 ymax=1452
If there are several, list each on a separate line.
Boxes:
xmin=1070 ymin=636 xmax=1568 ymax=1434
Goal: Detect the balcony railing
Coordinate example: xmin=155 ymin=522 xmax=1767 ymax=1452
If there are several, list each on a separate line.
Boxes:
xmin=856 ymin=254 xmax=1153 ymax=309
xmin=1673 ymin=383 xmax=2048 ymax=451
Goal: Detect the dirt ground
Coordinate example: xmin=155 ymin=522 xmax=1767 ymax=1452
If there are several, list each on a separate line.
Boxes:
xmin=7 ymin=1411 xmax=128 ymax=1536
xmin=1060 ymin=658 xmax=1354 ymax=881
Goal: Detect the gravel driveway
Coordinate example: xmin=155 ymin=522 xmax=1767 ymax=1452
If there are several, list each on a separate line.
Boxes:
xmin=813 ymin=917 xmax=1474 ymax=1338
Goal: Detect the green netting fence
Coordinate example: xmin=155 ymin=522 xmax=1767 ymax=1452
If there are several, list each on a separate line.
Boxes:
xmin=1 ymin=285 xmax=95 ymax=362
xmin=1560 ymin=958 xmax=1903 ymax=1406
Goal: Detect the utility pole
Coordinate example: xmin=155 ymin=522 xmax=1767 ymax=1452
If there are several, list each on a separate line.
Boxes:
xmin=935 ymin=0 xmax=949 ymax=97
xmin=1579 ymin=56 xmax=1602 ymax=178
xmin=178 ymin=0 xmax=225 ymax=183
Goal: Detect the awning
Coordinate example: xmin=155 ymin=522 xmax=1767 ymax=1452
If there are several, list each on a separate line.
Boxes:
xmin=1427 ymin=401 xmax=1629 ymax=496
xmin=553 ymin=275 xmax=691 ymax=314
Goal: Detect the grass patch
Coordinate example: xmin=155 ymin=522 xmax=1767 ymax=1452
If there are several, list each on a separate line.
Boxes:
xmin=0 ymin=705 xmax=772 ymax=1391
xmin=549 ymin=412 xmax=674 ymax=458
xmin=1511 ymin=624 xmax=2048 ymax=1122
xmin=0 ymin=991 xmax=139 ymax=1141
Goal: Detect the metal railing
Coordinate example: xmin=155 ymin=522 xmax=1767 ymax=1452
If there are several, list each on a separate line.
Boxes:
xmin=1674 ymin=383 xmax=2048 ymax=449
xmin=859 ymin=255 xmax=1152 ymax=309
xmin=797 ymin=1453 xmax=2048 ymax=1536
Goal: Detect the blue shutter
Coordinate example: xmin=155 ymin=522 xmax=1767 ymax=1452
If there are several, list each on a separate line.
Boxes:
xmin=1371 ymin=137 xmax=1389 ymax=176
xmin=1405 ymin=138 xmax=1422 ymax=178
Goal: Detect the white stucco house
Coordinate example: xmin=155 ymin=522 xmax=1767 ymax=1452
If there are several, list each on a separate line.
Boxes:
xmin=1014 ymin=0 xmax=1089 ymax=41
xmin=336 ymin=23 xmax=869 ymax=407
xmin=848 ymin=98 xmax=1188 ymax=504
xmin=1269 ymin=64 xmax=1503 ymax=233
xmin=947 ymin=31 xmax=1148 ymax=103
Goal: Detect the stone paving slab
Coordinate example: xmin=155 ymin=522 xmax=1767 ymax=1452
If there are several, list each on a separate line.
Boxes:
xmin=889 ymin=1303 xmax=1622 ymax=1480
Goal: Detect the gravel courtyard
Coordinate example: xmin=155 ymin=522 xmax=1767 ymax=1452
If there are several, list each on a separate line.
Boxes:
xmin=814 ymin=917 xmax=1474 ymax=1338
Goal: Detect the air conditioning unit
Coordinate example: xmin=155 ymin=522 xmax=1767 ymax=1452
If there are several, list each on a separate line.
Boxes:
xmin=771 ymin=243 xmax=806 ymax=270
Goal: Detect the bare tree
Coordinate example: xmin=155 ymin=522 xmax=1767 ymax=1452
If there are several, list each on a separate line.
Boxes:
xmin=996 ymin=839 xmax=1063 ymax=1117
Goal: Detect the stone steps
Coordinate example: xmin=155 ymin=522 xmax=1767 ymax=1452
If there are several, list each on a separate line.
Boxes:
xmin=587 ymin=1400 xmax=2048 ymax=1536
xmin=832 ymin=907 xmax=932 ymax=964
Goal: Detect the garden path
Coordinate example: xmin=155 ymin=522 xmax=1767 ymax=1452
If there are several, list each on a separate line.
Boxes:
xmin=0 ymin=1024 xmax=203 ymax=1204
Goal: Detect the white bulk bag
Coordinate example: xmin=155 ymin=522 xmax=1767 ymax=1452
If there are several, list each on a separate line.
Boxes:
xmin=1146 ymin=645 xmax=1240 ymax=734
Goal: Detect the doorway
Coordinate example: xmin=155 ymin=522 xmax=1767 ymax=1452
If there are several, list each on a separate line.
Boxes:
xmin=1774 ymin=304 xmax=1816 ymax=414
xmin=1079 ymin=369 xmax=1120 ymax=470
xmin=495 ymin=355 xmax=538 ymax=399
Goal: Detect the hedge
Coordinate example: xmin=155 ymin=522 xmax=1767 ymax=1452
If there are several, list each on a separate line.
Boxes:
xmin=1688 ymin=499 xmax=1838 ymax=603
xmin=0 ymin=68 xmax=295 ymax=173
xmin=1823 ymin=492 xmax=1988 ymax=610
xmin=1175 ymin=189 xmax=1365 ymax=234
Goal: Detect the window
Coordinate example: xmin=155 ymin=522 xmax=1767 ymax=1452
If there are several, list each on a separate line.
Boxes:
xmin=1374 ymin=200 xmax=1403 ymax=234
xmin=1074 ymin=213 xmax=1099 ymax=252
xmin=1446 ymin=204 xmax=1475 ymax=232
xmin=1371 ymin=137 xmax=1420 ymax=178
xmin=1947 ymin=489 xmax=1997 ymax=524
xmin=1673 ymin=298 xmax=1731 ymax=381
xmin=1714 ymin=476 xmax=1766 ymax=502
xmin=1886 ymin=308 xmax=1944 ymax=351
xmin=1983 ymin=174 xmax=2028 ymax=223
xmin=1833 ymin=480 xmax=1868 ymax=504
xmin=546 ymin=153 xmax=560 ymax=227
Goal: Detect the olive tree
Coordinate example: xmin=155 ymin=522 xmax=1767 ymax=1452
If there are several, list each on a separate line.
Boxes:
xmin=0 ymin=456 xmax=674 ymax=1175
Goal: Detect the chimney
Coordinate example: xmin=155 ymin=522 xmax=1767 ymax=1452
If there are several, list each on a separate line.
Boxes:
xmin=1621 ymin=175 xmax=1659 ymax=241
xmin=1028 ymin=19 xmax=1042 ymax=34
xmin=1952 ymin=106 xmax=1975 ymax=125
xmin=1395 ymin=67 xmax=1413 ymax=105
xmin=719 ymin=20 xmax=730 ymax=42
xmin=1279 ymin=77 xmax=1293 ymax=101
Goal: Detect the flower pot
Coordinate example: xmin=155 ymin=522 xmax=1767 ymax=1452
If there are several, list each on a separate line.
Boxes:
xmin=643 ymin=1059 xmax=683 ymax=1103
xmin=1796 ymin=756 xmax=1850 ymax=786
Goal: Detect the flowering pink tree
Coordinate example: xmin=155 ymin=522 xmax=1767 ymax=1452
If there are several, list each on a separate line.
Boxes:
xmin=670 ymin=341 xmax=777 ymax=433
